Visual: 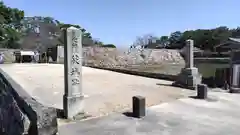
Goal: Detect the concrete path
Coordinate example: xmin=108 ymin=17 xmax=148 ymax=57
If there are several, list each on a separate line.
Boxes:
xmin=0 ymin=64 xmax=193 ymax=117
xmin=59 ymin=92 xmax=240 ymax=135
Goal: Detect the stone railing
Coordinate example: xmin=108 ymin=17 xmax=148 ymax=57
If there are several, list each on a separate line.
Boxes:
xmin=0 ymin=69 xmax=58 ymax=135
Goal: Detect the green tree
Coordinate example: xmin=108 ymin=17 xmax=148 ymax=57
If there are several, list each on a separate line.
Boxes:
xmin=168 ymin=31 xmax=183 ymax=48
xmin=1 ymin=27 xmax=21 ymax=48
xmin=231 ymin=27 xmax=240 ymax=38
xmin=179 ymin=26 xmax=233 ymax=50
xmin=0 ymin=1 xmax=24 ymax=48
xmin=58 ymin=23 xmax=92 ymax=38
xmin=93 ymin=38 xmax=104 ymax=45
xmin=102 ymin=44 xmax=116 ymax=48
xmin=159 ymin=36 xmax=169 ymax=47
xmin=43 ymin=17 xmax=55 ymax=24
xmin=212 ymin=26 xmax=231 ymax=44
xmin=57 ymin=23 xmax=93 ymax=45
xmin=162 ymin=26 xmax=240 ymax=51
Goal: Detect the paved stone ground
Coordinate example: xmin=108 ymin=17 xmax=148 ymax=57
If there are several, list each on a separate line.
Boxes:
xmin=59 ymin=92 xmax=240 ymax=135
xmin=0 ymin=64 xmax=193 ymax=118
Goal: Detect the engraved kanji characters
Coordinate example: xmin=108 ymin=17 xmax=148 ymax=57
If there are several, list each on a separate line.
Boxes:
xmin=70 ymin=67 xmax=80 ymax=76
xmin=71 ymin=54 xmax=80 ymax=64
xmin=72 ymin=78 xmax=80 ymax=85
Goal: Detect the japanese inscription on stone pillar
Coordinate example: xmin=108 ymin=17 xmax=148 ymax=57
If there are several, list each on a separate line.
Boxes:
xmin=64 ymin=27 xmax=82 ymax=96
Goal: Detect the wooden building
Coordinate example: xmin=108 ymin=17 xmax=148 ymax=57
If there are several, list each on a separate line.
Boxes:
xmin=198 ymin=38 xmax=240 ymax=88
xmin=214 ymin=38 xmax=240 ymax=52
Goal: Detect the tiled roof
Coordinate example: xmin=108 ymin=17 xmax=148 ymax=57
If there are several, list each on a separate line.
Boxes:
xmin=214 ymin=37 xmax=240 ymax=49
xmin=229 ymin=38 xmax=240 ymax=43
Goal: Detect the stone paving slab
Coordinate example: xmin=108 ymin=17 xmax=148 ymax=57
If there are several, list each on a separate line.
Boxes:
xmin=59 ymin=92 xmax=240 ymax=135
xmin=0 ymin=64 xmax=193 ymax=117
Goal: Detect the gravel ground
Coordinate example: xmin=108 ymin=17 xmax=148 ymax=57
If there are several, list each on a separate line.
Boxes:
xmin=0 ymin=64 xmax=193 ymax=123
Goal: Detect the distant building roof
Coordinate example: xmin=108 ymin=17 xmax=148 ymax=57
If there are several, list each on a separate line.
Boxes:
xmin=229 ymin=37 xmax=240 ymax=43
xmin=214 ymin=37 xmax=240 ymax=50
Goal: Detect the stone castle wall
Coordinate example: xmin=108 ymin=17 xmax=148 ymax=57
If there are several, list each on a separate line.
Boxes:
xmin=56 ymin=46 xmax=185 ymax=73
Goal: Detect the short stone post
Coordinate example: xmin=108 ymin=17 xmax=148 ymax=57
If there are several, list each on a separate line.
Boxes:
xmin=197 ymin=84 xmax=208 ymax=99
xmin=63 ymin=26 xmax=84 ymax=119
xmin=132 ymin=96 xmax=146 ymax=118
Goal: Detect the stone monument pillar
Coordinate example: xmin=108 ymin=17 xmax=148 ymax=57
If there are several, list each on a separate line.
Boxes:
xmin=57 ymin=46 xmax=64 ymax=63
xmin=186 ymin=40 xmax=194 ymax=68
xmin=230 ymin=50 xmax=240 ymax=93
xmin=173 ymin=39 xmax=202 ymax=89
xmin=63 ymin=26 xmax=84 ymax=119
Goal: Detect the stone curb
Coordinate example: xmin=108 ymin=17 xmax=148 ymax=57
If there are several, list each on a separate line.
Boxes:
xmin=0 ymin=68 xmax=58 ymax=135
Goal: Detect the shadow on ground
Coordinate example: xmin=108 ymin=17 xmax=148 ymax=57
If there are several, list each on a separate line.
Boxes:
xmin=156 ymin=82 xmax=187 ymax=89
xmin=188 ymin=95 xmax=218 ymax=102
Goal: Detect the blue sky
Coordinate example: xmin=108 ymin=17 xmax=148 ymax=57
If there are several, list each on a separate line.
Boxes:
xmin=3 ymin=0 xmax=240 ymax=48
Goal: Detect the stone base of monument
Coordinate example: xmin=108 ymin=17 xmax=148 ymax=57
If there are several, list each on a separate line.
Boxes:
xmin=63 ymin=94 xmax=84 ymax=119
xmin=173 ymin=67 xmax=202 ymax=90
xmin=229 ymin=87 xmax=240 ymax=93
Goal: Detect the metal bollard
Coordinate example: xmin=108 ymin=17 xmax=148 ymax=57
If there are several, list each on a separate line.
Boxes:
xmin=132 ymin=96 xmax=146 ymax=118
xmin=197 ymin=84 xmax=208 ymax=99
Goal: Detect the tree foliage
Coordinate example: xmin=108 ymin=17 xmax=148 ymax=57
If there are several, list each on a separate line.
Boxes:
xmin=58 ymin=23 xmax=92 ymax=38
xmin=102 ymin=44 xmax=116 ymax=48
xmin=0 ymin=1 xmax=24 ymax=48
xmin=133 ymin=34 xmax=156 ymax=48
xmin=0 ymin=2 xmax=116 ymax=50
xmin=158 ymin=26 xmax=240 ymax=50
xmin=159 ymin=36 xmax=169 ymax=47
